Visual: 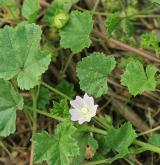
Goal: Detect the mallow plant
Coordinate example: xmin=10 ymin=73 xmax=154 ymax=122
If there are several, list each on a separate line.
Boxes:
xmin=0 ymin=0 xmax=160 ymax=165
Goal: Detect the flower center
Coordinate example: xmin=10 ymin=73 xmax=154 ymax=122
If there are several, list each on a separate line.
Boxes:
xmin=81 ymin=107 xmax=89 ymax=115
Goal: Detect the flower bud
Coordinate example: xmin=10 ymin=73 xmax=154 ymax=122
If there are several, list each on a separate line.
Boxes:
xmin=52 ymin=12 xmax=69 ymax=29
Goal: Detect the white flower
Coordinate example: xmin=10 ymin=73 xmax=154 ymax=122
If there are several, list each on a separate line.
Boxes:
xmin=69 ymin=93 xmax=98 ymax=124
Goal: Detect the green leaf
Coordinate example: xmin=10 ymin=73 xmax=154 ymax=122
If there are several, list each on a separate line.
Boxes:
xmin=140 ymin=31 xmax=159 ymax=54
xmin=95 ymin=135 xmax=110 ymax=155
xmin=105 ymin=122 xmax=137 ymax=154
xmin=37 ymin=86 xmax=50 ymax=109
xmin=76 ymin=52 xmax=116 ymax=97
xmin=0 ymin=79 xmax=24 ymax=137
xmin=148 ymin=134 xmax=160 ymax=147
xmin=32 ymin=122 xmax=79 ymax=165
xmin=151 ymin=0 xmax=160 ymax=4
xmin=121 ymin=60 xmax=157 ymax=96
xmin=72 ymin=133 xmax=98 ymax=164
xmin=51 ymin=99 xmax=70 ymax=118
xmin=56 ymin=80 xmax=76 ymax=100
xmin=0 ymin=23 xmax=51 ymax=90
xmin=122 ymin=19 xmax=134 ymax=37
xmin=60 ymin=11 xmax=93 ymax=54
xmin=22 ymin=0 xmax=40 ymax=22
xmin=44 ymin=0 xmax=79 ymax=26
xmin=106 ymin=12 xmax=121 ymax=34
xmin=130 ymin=0 xmax=138 ymax=6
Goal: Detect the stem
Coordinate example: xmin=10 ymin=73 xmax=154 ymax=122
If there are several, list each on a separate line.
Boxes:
xmin=91 ymin=0 xmax=99 ymax=13
xmin=130 ymin=147 xmax=147 ymax=155
xmin=25 ymin=106 xmax=160 ymax=154
xmin=93 ymin=117 xmax=107 ymax=130
xmin=83 ymin=125 xmax=107 ymax=135
xmin=93 ymin=30 xmax=160 ymax=63
xmin=29 ymin=88 xmax=39 ymax=165
xmin=0 ymin=141 xmax=17 ymax=165
xmin=62 ymin=53 xmax=74 ymax=74
xmin=23 ymin=108 xmax=33 ymax=128
xmin=134 ymin=140 xmax=160 ymax=154
xmin=24 ymin=105 xmax=64 ymax=122
xmin=124 ymin=158 xmax=134 ymax=165
xmin=93 ymin=116 xmax=111 ymax=130
xmin=120 ymin=0 xmax=127 ymax=16
xmin=138 ymin=125 xmax=160 ymax=136
xmin=25 ymin=106 xmax=105 ymax=134
xmin=41 ymin=81 xmax=71 ymax=100
xmin=31 ymin=88 xmax=38 ymax=134
xmin=93 ymin=116 xmax=160 ymax=154
xmin=82 ymin=159 xmax=108 ymax=165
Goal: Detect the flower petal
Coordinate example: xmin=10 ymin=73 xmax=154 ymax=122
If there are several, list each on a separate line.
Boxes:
xmin=91 ymin=105 xmax=98 ymax=117
xmin=78 ymin=118 xmax=86 ymax=124
xmin=70 ymin=96 xmax=84 ymax=110
xmin=69 ymin=109 xmax=79 ymax=121
xmin=85 ymin=117 xmax=91 ymax=122
xmin=83 ymin=93 xmax=94 ymax=108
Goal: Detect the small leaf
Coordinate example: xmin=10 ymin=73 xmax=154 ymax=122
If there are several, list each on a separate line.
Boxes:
xmin=51 ymin=99 xmax=70 ymax=118
xmin=0 ymin=79 xmax=24 ymax=137
xmin=22 ymin=0 xmax=40 ymax=22
xmin=106 ymin=12 xmax=121 ymax=34
xmin=122 ymin=19 xmax=134 ymax=37
xmin=140 ymin=31 xmax=159 ymax=54
xmin=105 ymin=122 xmax=137 ymax=154
xmin=32 ymin=122 xmax=79 ymax=165
xmin=148 ymin=134 xmax=160 ymax=147
xmin=56 ymin=80 xmax=76 ymax=100
xmin=76 ymin=52 xmax=116 ymax=97
xmin=121 ymin=60 xmax=157 ymax=96
xmin=60 ymin=11 xmax=93 ymax=54
xmin=0 ymin=23 xmax=51 ymax=90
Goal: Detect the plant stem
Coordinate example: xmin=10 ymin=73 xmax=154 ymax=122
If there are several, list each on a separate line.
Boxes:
xmin=41 ymin=81 xmax=71 ymax=100
xmin=91 ymin=0 xmax=99 ymax=13
xmin=92 ymin=117 xmax=107 ymax=130
xmin=83 ymin=125 xmax=107 ymax=135
xmin=138 ymin=125 xmax=160 ymax=136
xmin=134 ymin=140 xmax=160 ymax=154
xmin=62 ymin=53 xmax=74 ymax=75
xmin=93 ymin=116 xmax=160 ymax=154
xmin=29 ymin=87 xmax=39 ymax=165
xmin=0 ymin=141 xmax=17 ymax=165
xmin=25 ymin=106 xmax=160 ymax=154
xmin=25 ymin=105 xmax=64 ymax=122
xmin=25 ymin=105 xmax=106 ymax=134
xmin=23 ymin=108 xmax=33 ymax=128
xmin=31 ymin=88 xmax=39 ymax=133
xmin=82 ymin=159 xmax=108 ymax=165
xmin=93 ymin=116 xmax=111 ymax=130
